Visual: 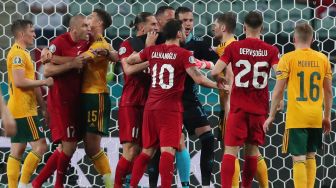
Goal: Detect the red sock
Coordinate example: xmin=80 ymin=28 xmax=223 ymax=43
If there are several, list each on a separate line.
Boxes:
xmin=159 ymin=152 xmax=175 ymax=188
xmin=221 ymin=154 xmax=236 ymax=188
xmin=130 ymin=153 xmax=151 ymax=187
xmin=242 ymin=155 xmax=258 ymax=188
xmin=114 ymin=156 xmax=133 ymax=188
xmin=55 ymin=151 xmax=71 ymax=188
xmin=32 ymin=150 xmax=60 ymax=188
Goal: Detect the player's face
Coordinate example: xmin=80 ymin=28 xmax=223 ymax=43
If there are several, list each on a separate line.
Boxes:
xmin=87 ymin=12 xmax=101 ymax=31
xmin=158 ymin=9 xmax=175 ymax=29
xmin=76 ymin=18 xmax=90 ymax=41
xmin=23 ymin=24 xmax=36 ymax=46
xmin=178 ymin=27 xmax=187 ymax=44
xmin=212 ymin=19 xmax=223 ymax=40
xmin=143 ymin=16 xmax=159 ymax=33
xmin=177 ymin=12 xmax=193 ymax=37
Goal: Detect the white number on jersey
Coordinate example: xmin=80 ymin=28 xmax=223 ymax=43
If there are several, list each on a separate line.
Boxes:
xmin=152 ymin=63 xmax=174 ymax=89
xmin=235 ymin=60 xmax=269 ymax=89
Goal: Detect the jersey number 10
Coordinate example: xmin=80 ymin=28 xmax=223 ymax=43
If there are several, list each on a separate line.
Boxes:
xmin=152 ymin=64 xmax=175 ymax=89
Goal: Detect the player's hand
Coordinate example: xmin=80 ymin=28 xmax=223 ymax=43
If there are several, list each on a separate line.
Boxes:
xmin=277 ymin=99 xmax=284 ymax=111
xmin=44 ymin=77 xmax=54 ymax=87
xmin=145 ymin=31 xmax=158 ymax=47
xmin=216 ymin=76 xmax=229 ymax=93
xmin=195 ymin=59 xmax=214 ymax=70
xmin=91 ymin=48 xmax=109 ymax=57
xmin=1 ymin=106 xmax=16 ymax=137
xmin=41 ymin=48 xmax=53 ymax=64
xmin=263 ymin=117 xmax=274 ymax=133
xmin=322 ymin=117 xmax=331 ymax=134
xmin=72 ymin=56 xmax=85 ymax=69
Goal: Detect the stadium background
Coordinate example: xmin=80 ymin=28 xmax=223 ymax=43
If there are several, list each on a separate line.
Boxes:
xmin=0 ymin=0 xmax=335 ymax=187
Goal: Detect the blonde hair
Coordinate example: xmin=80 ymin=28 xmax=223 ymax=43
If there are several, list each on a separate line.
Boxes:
xmin=294 ymin=22 xmax=313 ymax=43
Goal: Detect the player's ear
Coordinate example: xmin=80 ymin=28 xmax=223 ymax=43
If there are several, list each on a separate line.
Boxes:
xmin=221 ymin=24 xmax=226 ymax=32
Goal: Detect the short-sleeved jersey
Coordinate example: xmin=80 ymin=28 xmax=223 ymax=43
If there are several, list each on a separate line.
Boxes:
xmin=47 ymin=32 xmax=90 ymax=106
xmin=220 ymin=38 xmax=279 ymax=115
xmin=139 ymin=44 xmax=196 ymax=112
xmin=216 ymin=37 xmax=236 ymax=110
xmin=118 ymin=39 xmax=150 ymax=107
xmin=6 ymin=43 xmax=37 ymax=118
xmin=276 ymin=48 xmax=332 ymax=129
xmin=81 ymin=34 xmax=111 ymax=94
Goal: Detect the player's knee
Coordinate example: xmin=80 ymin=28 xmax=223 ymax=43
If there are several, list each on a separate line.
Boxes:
xmin=124 ymin=144 xmax=140 ymax=161
xmin=224 ymin=146 xmax=239 ymax=156
xmin=292 ymin=155 xmax=306 ymax=162
xmin=10 ymin=147 xmax=25 ymax=159
xmin=160 ymin=147 xmax=175 ymax=155
xmin=33 ymin=142 xmax=48 ymax=156
xmin=306 ymin=152 xmax=315 ymax=159
xmin=195 ymin=126 xmax=211 ymax=137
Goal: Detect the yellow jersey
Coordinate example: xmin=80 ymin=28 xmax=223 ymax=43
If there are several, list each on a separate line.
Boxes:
xmin=216 ymin=37 xmax=236 ymax=110
xmin=6 ymin=43 xmax=37 ymax=118
xmin=81 ymin=35 xmax=112 ymax=94
xmin=276 ymin=48 xmax=332 ymax=129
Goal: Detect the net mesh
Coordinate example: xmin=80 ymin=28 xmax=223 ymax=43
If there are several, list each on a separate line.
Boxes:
xmin=0 ymin=0 xmax=335 ymax=187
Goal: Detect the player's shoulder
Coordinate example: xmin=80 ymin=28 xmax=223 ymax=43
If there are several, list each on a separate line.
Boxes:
xmin=311 ymin=50 xmax=328 ymax=61
xmin=118 ymin=39 xmax=133 ymax=57
xmin=7 ymin=44 xmax=26 ymax=59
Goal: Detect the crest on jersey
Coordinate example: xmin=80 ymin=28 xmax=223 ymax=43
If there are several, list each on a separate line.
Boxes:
xmin=119 ymin=47 xmax=126 ymax=55
xmin=49 ymin=44 xmax=56 ymax=53
xmin=13 ymin=56 xmax=22 ymax=65
xmin=189 ymin=56 xmax=195 ymax=64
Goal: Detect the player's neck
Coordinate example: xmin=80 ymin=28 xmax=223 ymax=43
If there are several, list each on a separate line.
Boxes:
xmin=245 ymin=33 xmax=260 ymax=39
xmin=15 ymin=40 xmax=27 ymax=50
xmin=295 ymin=43 xmax=311 ymax=50
xmin=165 ymin=39 xmax=180 ymax=46
xmin=70 ymin=32 xmax=80 ymax=42
xmin=92 ymin=29 xmax=103 ymax=40
xmin=221 ymin=33 xmax=234 ymax=44
xmin=136 ymin=31 xmax=144 ymax=36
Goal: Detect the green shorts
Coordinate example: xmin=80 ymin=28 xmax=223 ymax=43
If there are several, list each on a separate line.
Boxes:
xmin=81 ymin=93 xmax=111 ymax=135
xmin=11 ymin=116 xmax=45 ymax=143
xmin=282 ymin=128 xmax=322 ymax=156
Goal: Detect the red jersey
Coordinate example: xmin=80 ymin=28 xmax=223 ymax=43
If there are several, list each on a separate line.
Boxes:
xmin=139 ymin=44 xmax=196 ymax=112
xmin=118 ymin=40 xmax=151 ymax=107
xmin=47 ymin=32 xmax=91 ymax=106
xmin=220 ymin=38 xmax=279 ymax=115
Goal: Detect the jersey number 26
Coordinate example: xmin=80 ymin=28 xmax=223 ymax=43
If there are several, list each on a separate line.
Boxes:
xmin=235 ymin=60 xmax=269 ymax=89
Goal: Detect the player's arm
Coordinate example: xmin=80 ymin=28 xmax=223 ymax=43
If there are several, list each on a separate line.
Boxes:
xmin=121 ymin=57 xmax=149 ymax=76
xmin=0 ymin=90 xmax=16 ymax=137
xmin=322 ymin=77 xmax=333 ymax=134
xmin=35 ymin=87 xmax=48 ymax=120
xmin=43 ymin=56 xmax=84 ymax=77
xmin=12 ymin=69 xmax=53 ymax=89
xmin=211 ymin=59 xmax=228 ymax=83
xmin=186 ymin=66 xmax=218 ymax=89
xmin=125 ymin=52 xmax=143 ymax=65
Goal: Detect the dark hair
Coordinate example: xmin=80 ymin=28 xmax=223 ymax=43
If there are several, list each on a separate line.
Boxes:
xmin=93 ymin=9 xmax=112 ymax=29
xmin=295 ymin=22 xmax=313 ymax=42
xmin=216 ymin=12 xmax=236 ymax=33
xmin=244 ymin=11 xmax=263 ymax=29
xmin=175 ymin=6 xmax=192 ymax=19
xmin=11 ymin=19 xmax=33 ymax=37
xmin=162 ymin=19 xmax=182 ymax=40
xmin=155 ymin=6 xmax=174 ymax=17
xmin=129 ymin=12 xmax=153 ymax=30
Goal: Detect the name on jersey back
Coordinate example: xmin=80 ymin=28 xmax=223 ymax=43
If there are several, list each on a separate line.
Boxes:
xmin=152 ymin=52 xmax=177 ymax=60
xmin=240 ymin=48 xmax=268 ymax=57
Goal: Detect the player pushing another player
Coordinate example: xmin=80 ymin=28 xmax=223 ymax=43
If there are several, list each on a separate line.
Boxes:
xmin=263 ymin=22 xmax=333 ymax=188
xmin=212 ymin=11 xmax=279 ymax=188
xmin=125 ymin=19 xmax=225 ymax=188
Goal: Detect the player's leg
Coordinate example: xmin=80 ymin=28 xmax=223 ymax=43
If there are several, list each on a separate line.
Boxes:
xmin=255 ymin=151 xmax=268 ymax=188
xmin=8 ymin=143 xmax=26 ymax=188
xmin=305 ymin=128 xmax=322 ymax=188
xmin=242 ymin=144 xmax=259 ymax=188
xmin=20 ymin=116 xmax=47 ymax=186
xmin=195 ymin=125 xmax=214 ymax=187
xmin=115 ymin=142 xmax=140 ymax=188
xmin=147 ymin=150 xmax=160 ymax=188
xmin=176 ymin=133 xmax=190 ymax=188
xmin=221 ymin=110 xmax=246 ymax=188
xmin=160 ymin=147 xmax=176 ymax=188
xmin=82 ymin=93 xmax=112 ymax=187
xmin=284 ymin=128 xmax=308 ymax=188
xmin=130 ymin=147 xmax=156 ymax=187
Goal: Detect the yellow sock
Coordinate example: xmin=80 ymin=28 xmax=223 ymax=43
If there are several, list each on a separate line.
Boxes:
xmin=91 ymin=150 xmax=111 ymax=175
xmin=293 ymin=160 xmax=307 ymax=188
xmin=255 ymin=155 xmax=269 ymax=188
xmin=232 ymin=158 xmax=240 ymax=188
xmin=20 ymin=151 xmax=41 ymax=184
xmin=306 ymin=157 xmax=316 ymax=188
xmin=7 ymin=155 xmax=21 ymax=188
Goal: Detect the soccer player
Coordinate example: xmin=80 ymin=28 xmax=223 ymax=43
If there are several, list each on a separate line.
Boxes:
xmin=263 ymin=22 xmax=333 ymax=188
xmin=211 ymin=11 xmax=279 ymax=188
xmin=32 ymin=15 xmax=91 ymax=188
xmin=213 ymin=12 xmax=269 ymax=188
xmin=114 ymin=12 xmax=158 ymax=188
xmin=175 ymin=6 xmax=219 ymax=187
xmin=78 ymin=9 xmax=117 ymax=188
xmin=126 ymin=19 xmax=221 ymax=188
xmin=5 ymin=19 xmax=53 ymax=188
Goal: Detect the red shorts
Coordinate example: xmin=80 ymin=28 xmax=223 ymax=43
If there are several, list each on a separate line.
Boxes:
xmin=48 ymin=102 xmax=83 ymax=143
xmin=118 ymin=106 xmax=143 ymax=145
xmin=142 ymin=110 xmax=182 ymax=149
xmin=224 ymin=110 xmax=266 ymax=146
